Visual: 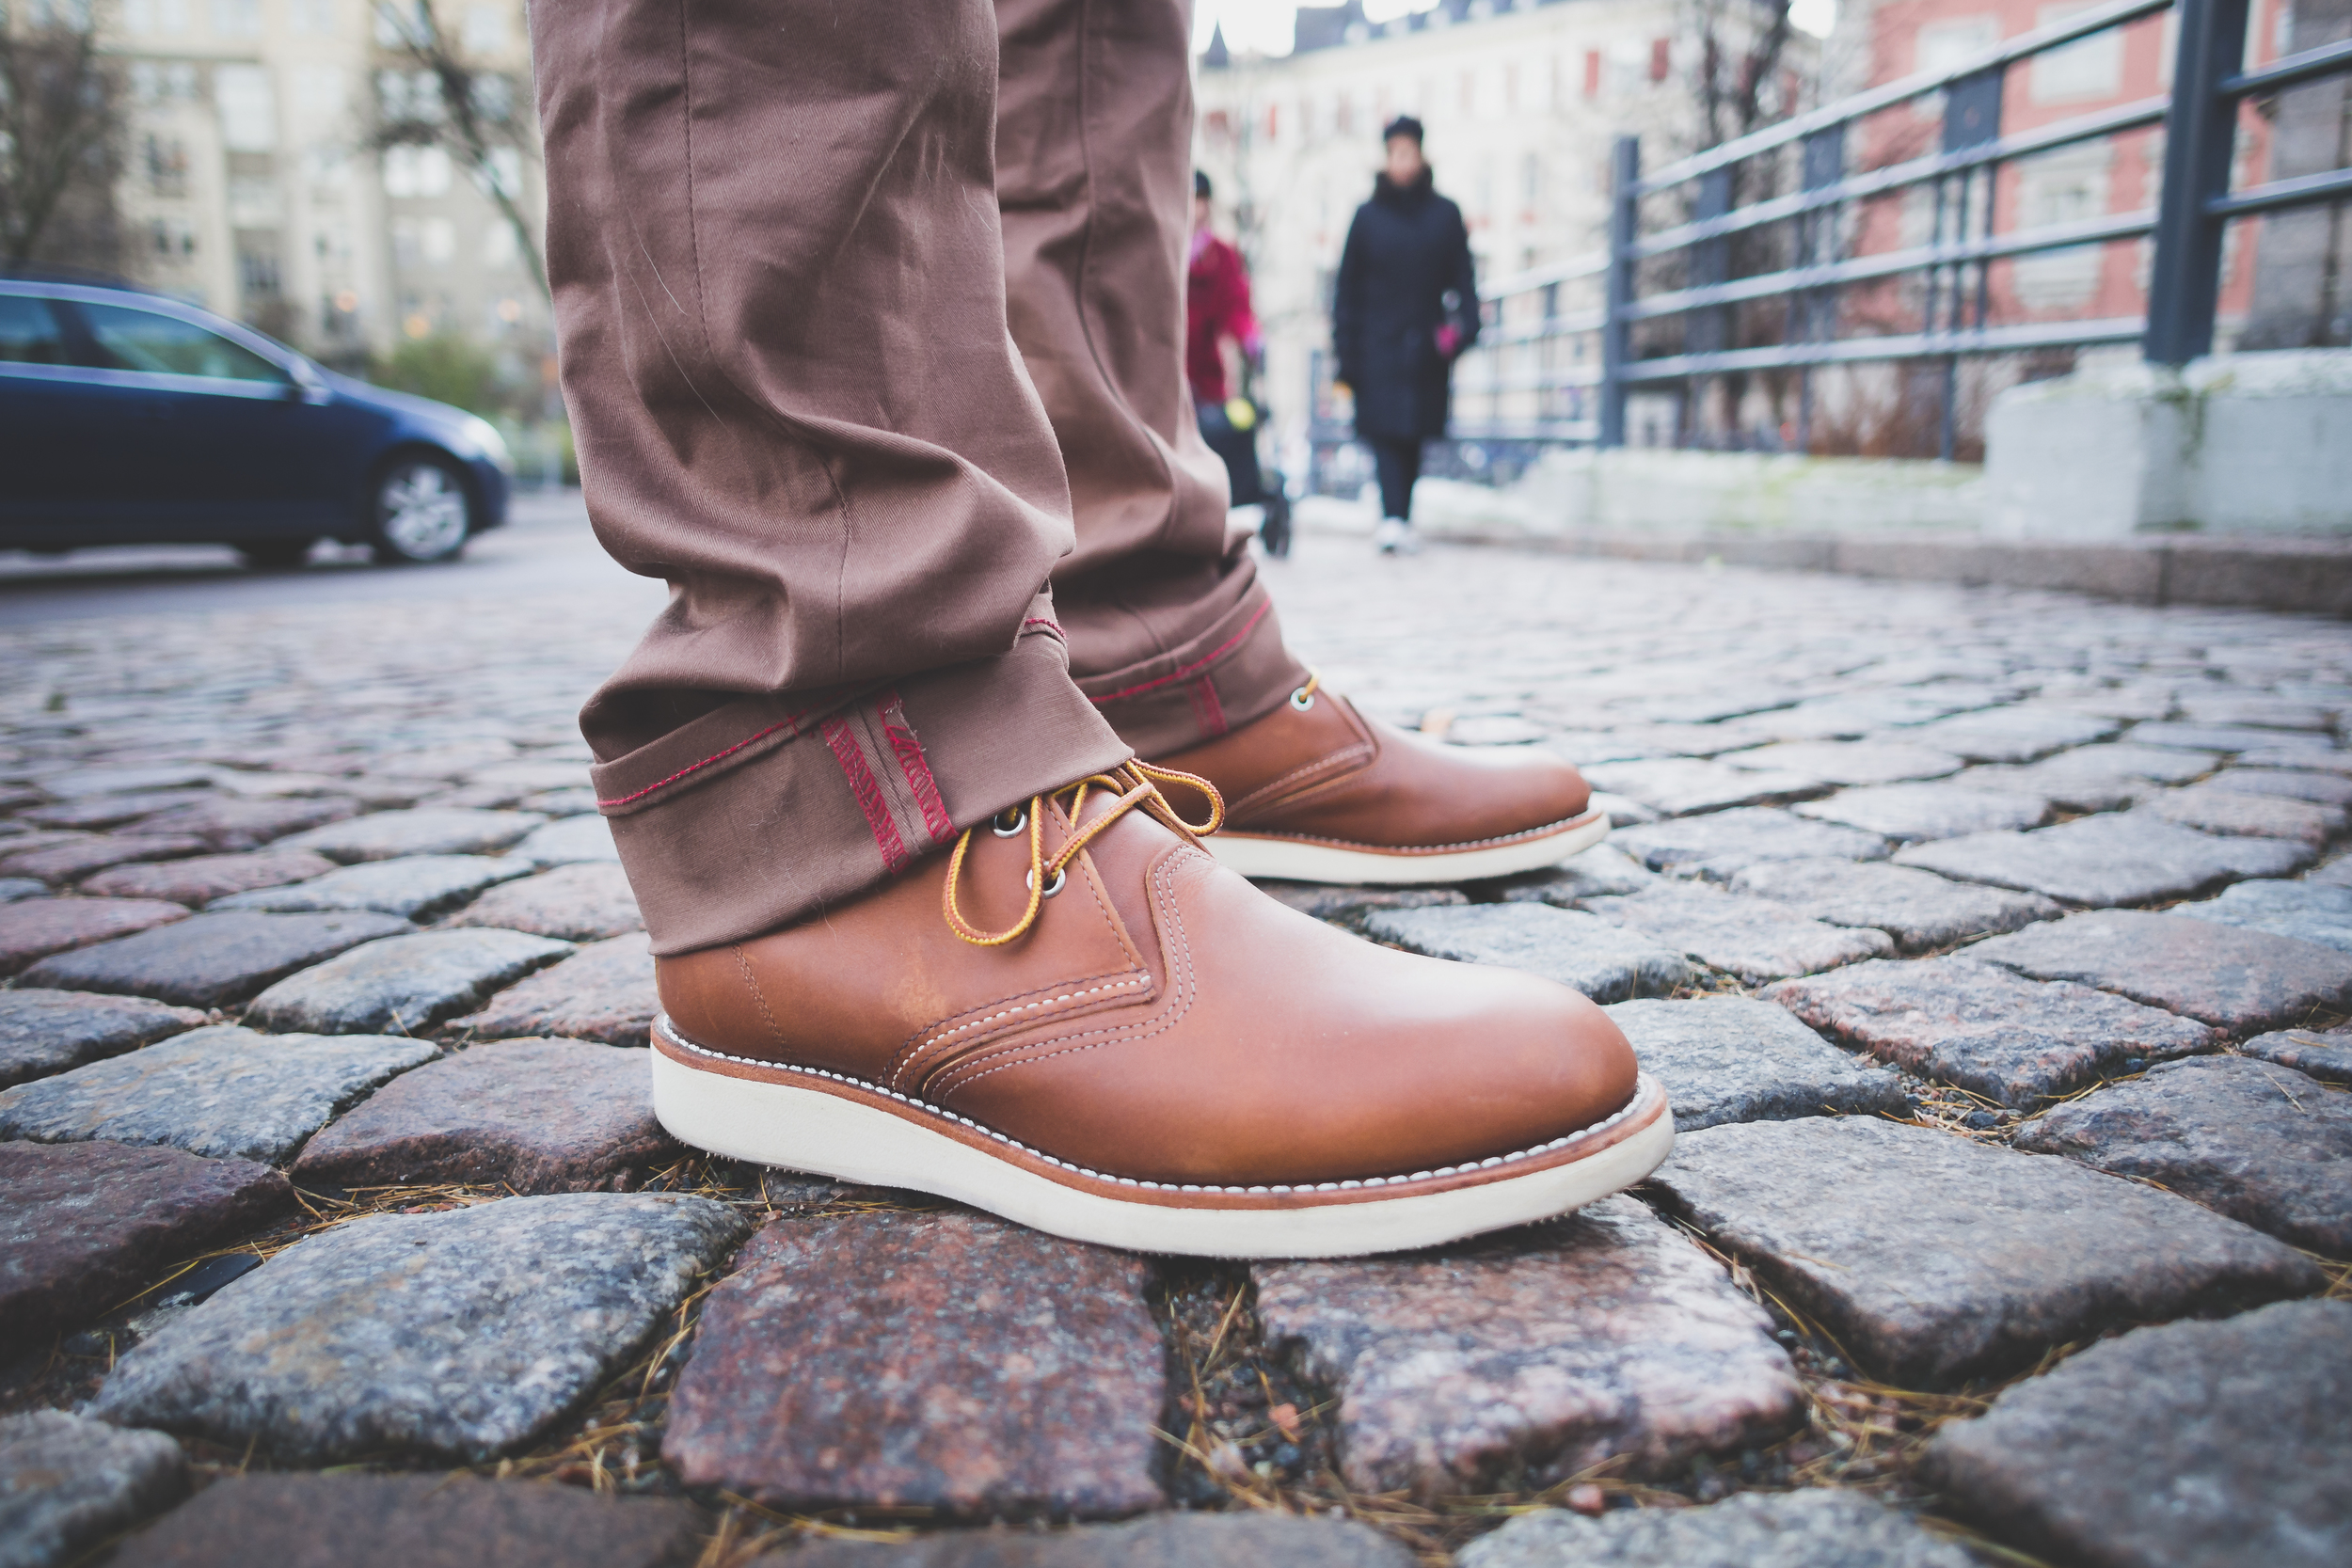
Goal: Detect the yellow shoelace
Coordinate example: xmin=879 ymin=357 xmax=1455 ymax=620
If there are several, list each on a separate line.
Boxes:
xmin=943 ymin=760 xmax=1224 ymax=947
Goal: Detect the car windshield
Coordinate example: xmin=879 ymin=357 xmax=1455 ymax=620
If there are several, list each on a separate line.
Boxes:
xmin=78 ymin=299 xmax=290 ymax=383
xmin=0 ymin=293 xmax=72 ymax=365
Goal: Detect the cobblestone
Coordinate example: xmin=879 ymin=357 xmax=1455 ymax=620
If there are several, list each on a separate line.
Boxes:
xmin=665 ymin=1211 xmax=1164 ymax=1518
xmin=79 ymin=847 xmax=339 ymax=905
xmin=1716 ymin=739 xmax=1965 ymax=785
xmin=1728 ymin=858 xmax=2060 ymax=952
xmin=0 ymin=1411 xmax=186 ymax=1568
xmin=132 ymin=794 xmax=360 ymax=851
xmin=1610 ymin=807 xmax=1888 ymax=881
xmin=2238 ymin=1023 xmax=2352 ymax=1084
xmin=0 ymin=989 xmax=205 ymax=1089
xmin=2208 ymin=765 xmax=2352 ymax=804
xmin=1602 ymin=995 xmax=1906 ymax=1130
xmin=105 ymin=1473 xmax=702 ymax=1568
xmin=2014 ymin=1055 xmax=2352 ymax=1253
xmin=444 ymin=861 xmax=644 ymax=940
xmin=2170 ymin=878 xmax=2352 ymax=951
xmin=1924 ymin=1300 xmax=2352 ymax=1568
xmin=1 ymin=1140 xmax=291 ymax=1352
xmin=244 ymin=928 xmax=573 ymax=1035
xmin=1970 ymin=909 xmax=2352 ymax=1031
xmin=277 ymin=808 xmax=546 ymax=863
xmin=1579 ymin=881 xmax=1892 ymax=984
xmin=0 ymin=1025 xmax=437 ymax=1164
xmin=1361 ymin=903 xmax=1691 ymax=1001
xmin=1764 ymin=956 xmax=2219 ymax=1105
xmin=1790 ymin=780 xmax=2049 ymax=841
xmin=1459 ymin=1491 xmax=1979 ymax=1568
xmin=1648 ymin=1117 xmax=2322 ymax=1386
xmin=0 ymin=833 xmax=208 ymax=884
xmin=0 ymin=896 xmax=188 ymax=975
xmin=211 ymin=853 xmax=532 ymax=918
xmin=452 ymin=931 xmax=659 ymax=1046
xmin=778 ymin=1514 xmax=1421 ymax=1568
xmin=92 ymin=1193 xmax=748 ymax=1463
xmin=1254 ymin=1198 xmax=1803 ymax=1497
xmin=17 ymin=908 xmax=413 ymax=1006
xmin=2141 ymin=782 xmax=2345 ymax=844
xmin=1895 ymin=812 xmax=2312 ymax=905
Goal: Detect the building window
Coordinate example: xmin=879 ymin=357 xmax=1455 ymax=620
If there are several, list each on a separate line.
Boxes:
xmin=123 ymin=0 xmax=192 ymax=33
xmin=215 ymin=63 xmax=278 ymax=151
xmin=144 ymin=134 xmax=191 ymax=196
xmin=290 ymin=0 xmax=337 ymax=35
xmin=421 ymin=217 xmax=456 ymax=264
xmin=209 ymin=0 xmax=262 ymax=39
xmin=461 ymin=3 xmax=509 ymax=54
xmin=2031 ymin=2 xmax=2124 ymax=103
xmin=382 ymin=144 xmax=453 ymax=197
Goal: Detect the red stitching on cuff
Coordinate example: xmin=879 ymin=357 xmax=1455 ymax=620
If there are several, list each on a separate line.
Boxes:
xmin=595 ymin=712 xmax=810 ymax=810
xmin=1021 ymin=616 xmax=1065 ymax=637
xmin=1087 ymin=599 xmax=1271 ymax=706
xmin=824 ymin=715 xmax=910 ymax=875
xmin=878 ymin=691 xmax=953 ymax=847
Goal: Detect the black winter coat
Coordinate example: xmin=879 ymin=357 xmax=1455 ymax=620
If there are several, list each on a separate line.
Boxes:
xmin=1332 ymin=170 xmax=1479 ymax=442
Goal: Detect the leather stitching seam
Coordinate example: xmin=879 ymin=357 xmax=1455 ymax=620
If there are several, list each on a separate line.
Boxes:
xmin=731 ymin=942 xmax=787 ymax=1053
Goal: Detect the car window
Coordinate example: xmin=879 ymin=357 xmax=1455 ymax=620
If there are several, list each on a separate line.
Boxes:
xmin=77 ymin=300 xmax=289 ymax=383
xmin=0 ymin=293 xmax=72 ymax=366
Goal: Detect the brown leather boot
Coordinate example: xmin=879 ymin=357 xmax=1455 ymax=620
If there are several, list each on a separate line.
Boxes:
xmin=1151 ymin=674 xmax=1610 ymax=885
xmin=651 ymin=764 xmax=1667 ymax=1258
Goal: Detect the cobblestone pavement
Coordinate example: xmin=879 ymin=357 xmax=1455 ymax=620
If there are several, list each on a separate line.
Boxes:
xmin=3 ymin=522 xmax=2349 ymax=1568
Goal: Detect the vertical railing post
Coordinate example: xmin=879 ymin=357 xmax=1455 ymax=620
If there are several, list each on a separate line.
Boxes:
xmin=2146 ymin=0 xmax=2252 ymax=364
xmin=1599 ymin=135 xmax=1640 ymax=448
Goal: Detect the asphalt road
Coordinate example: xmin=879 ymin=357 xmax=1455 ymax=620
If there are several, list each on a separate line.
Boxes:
xmin=0 ymin=490 xmax=661 ymax=627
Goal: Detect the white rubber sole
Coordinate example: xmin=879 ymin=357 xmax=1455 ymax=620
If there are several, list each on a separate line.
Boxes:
xmin=651 ymin=1029 xmax=1672 ymax=1259
xmin=1205 ymin=809 xmax=1611 ymax=886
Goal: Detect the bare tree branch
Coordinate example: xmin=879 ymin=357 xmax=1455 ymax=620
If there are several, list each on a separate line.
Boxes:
xmin=369 ymin=0 xmax=547 ymax=300
xmin=0 ymin=16 xmax=126 ymax=269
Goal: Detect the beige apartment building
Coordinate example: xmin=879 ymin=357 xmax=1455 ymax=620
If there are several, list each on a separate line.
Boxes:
xmin=1194 ymin=0 xmax=1794 ymax=464
xmin=88 ymin=0 xmax=546 ymax=366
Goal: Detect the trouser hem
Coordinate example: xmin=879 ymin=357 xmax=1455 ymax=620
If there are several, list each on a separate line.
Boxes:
xmin=593 ymin=627 xmax=1131 ymax=956
xmin=1073 ymin=574 xmax=1309 ymax=759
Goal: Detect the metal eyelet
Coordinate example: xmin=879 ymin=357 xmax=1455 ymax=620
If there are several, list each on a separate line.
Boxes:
xmin=1025 ymin=866 xmax=1067 ymax=897
xmin=992 ymin=807 xmax=1027 ymax=837
xmin=1290 ymin=687 xmax=1317 ymax=711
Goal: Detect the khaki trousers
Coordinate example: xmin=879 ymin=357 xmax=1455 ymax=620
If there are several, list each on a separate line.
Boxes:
xmin=531 ymin=0 xmax=1306 ymax=955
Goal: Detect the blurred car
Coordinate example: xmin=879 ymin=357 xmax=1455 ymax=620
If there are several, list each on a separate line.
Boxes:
xmin=0 ymin=274 xmax=512 ymax=566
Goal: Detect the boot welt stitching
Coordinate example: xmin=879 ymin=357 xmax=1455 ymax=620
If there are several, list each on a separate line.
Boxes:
xmin=657 ymin=1014 xmax=1649 ymax=1196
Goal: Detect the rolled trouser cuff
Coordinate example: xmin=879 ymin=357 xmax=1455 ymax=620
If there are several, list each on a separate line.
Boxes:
xmin=593 ymin=626 xmax=1131 ymax=956
xmin=1073 ymin=573 xmax=1310 ymax=759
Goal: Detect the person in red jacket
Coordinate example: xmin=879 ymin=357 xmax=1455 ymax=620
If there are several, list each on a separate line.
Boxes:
xmin=1186 ymin=170 xmax=1270 ymax=515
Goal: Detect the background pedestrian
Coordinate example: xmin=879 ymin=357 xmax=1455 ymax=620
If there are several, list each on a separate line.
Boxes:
xmin=1332 ymin=116 xmax=1479 ymax=556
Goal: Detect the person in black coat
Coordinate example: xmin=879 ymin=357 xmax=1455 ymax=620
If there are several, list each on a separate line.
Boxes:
xmin=1332 ymin=116 xmax=1479 ymax=554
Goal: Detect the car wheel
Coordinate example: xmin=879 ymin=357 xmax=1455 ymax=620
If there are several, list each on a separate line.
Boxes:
xmin=370 ymin=455 xmax=472 ymax=564
xmin=235 ymin=538 xmax=314 ymax=570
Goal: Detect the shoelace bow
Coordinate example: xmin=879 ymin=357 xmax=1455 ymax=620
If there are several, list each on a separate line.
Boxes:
xmin=943 ymin=760 xmax=1224 ymax=946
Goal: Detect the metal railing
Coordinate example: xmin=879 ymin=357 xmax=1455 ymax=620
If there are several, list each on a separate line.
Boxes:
xmin=1311 ymin=0 xmax=2352 ymax=480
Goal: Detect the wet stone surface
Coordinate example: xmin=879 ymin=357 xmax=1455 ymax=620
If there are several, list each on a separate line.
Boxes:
xmin=211 ymin=853 xmax=533 ymax=919
xmin=1647 ymin=1117 xmax=2321 ymax=1388
xmin=1728 ymin=857 xmax=2060 ymax=953
xmin=293 ymin=1037 xmax=675 ymax=1194
xmin=777 ymin=1513 xmax=1422 ymax=1568
xmin=1601 ymin=996 xmax=1906 ymax=1131
xmin=105 ymin=1472 xmax=703 ymax=1568
xmin=2239 ymin=1023 xmax=2352 ymax=1085
xmin=79 ymin=847 xmax=340 ymax=905
xmin=663 ymin=1210 xmax=1165 ymax=1519
xmin=1764 ymin=956 xmax=2220 ymax=1106
xmin=1969 ymin=909 xmax=2352 ymax=1032
xmin=1361 ymin=903 xmax=1691 ymax=1002
xmin=444 ymin=860 xmax=645 ymax=941
xmin=0 ymin=1025 xmax=438 ymax=1164
xmin=244 ymin=928 xmax=573 ymax=1036
xmin=17 ymin=909 xmax=414 ymax=1006
xmin=452 ymin=931 xmax=660 ymax=1047
xmin=2014 ymin=1054 xmax=2352 ymax=1254
xmin=1924 ymin=1299 xmax=2352 ymax=1568
xmin=276 ymin=808 xmax=546 ymax=863
xmin=0 ymin=897 xmax=189 ymax=975
xmin=1579 ymin=882 xmax=1892 ymax=985
xmin=1790 ymin=781 xmax=2049 ymax=843
xmin=91 ymin=1193 xmax=748 ymax=1463
xmin=1457 ymin=1490 xmax=1979 ymax=1568
xmin=1894 ymin=812 xmax=2311 ymax=906
xmin=1254 ymin=1197 xmax=1804 ymax=1498
xmin=0 ymin=988 xmax=206 ymax=1089
xmin=2170 ymin=878 xmax=2352 ymax=952
xmin=0 ymin=1139 xmax=292 ymax=1352
xmin=1610 ymin=808 xmax=1888 ymax=882
xmin=1580 ymin=759 xmax=1829 ymax=817
xmin=0 ymin=1410 xmax=187 ymax=1568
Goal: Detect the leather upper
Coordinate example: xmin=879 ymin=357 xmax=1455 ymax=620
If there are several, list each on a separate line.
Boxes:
xmin=657 ymin=795 xmax=1638 ymax=1187
xmin=1152 ymin=691 xmax=1593 ymax=849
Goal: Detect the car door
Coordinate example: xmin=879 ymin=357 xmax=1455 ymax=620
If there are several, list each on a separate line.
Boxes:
xmin=62 ymin=296 xmax=325 ymax=540
xmin=0 ymin=289 xmax=157 ymax=546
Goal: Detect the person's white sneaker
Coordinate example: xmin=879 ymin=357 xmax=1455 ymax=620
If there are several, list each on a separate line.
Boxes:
xmin=1374 ymin=517 xmax=1419 ymax=555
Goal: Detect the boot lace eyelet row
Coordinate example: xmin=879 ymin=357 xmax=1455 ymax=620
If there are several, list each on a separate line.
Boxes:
xmin=943 ymin=760 xmax=1224 ymax=947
